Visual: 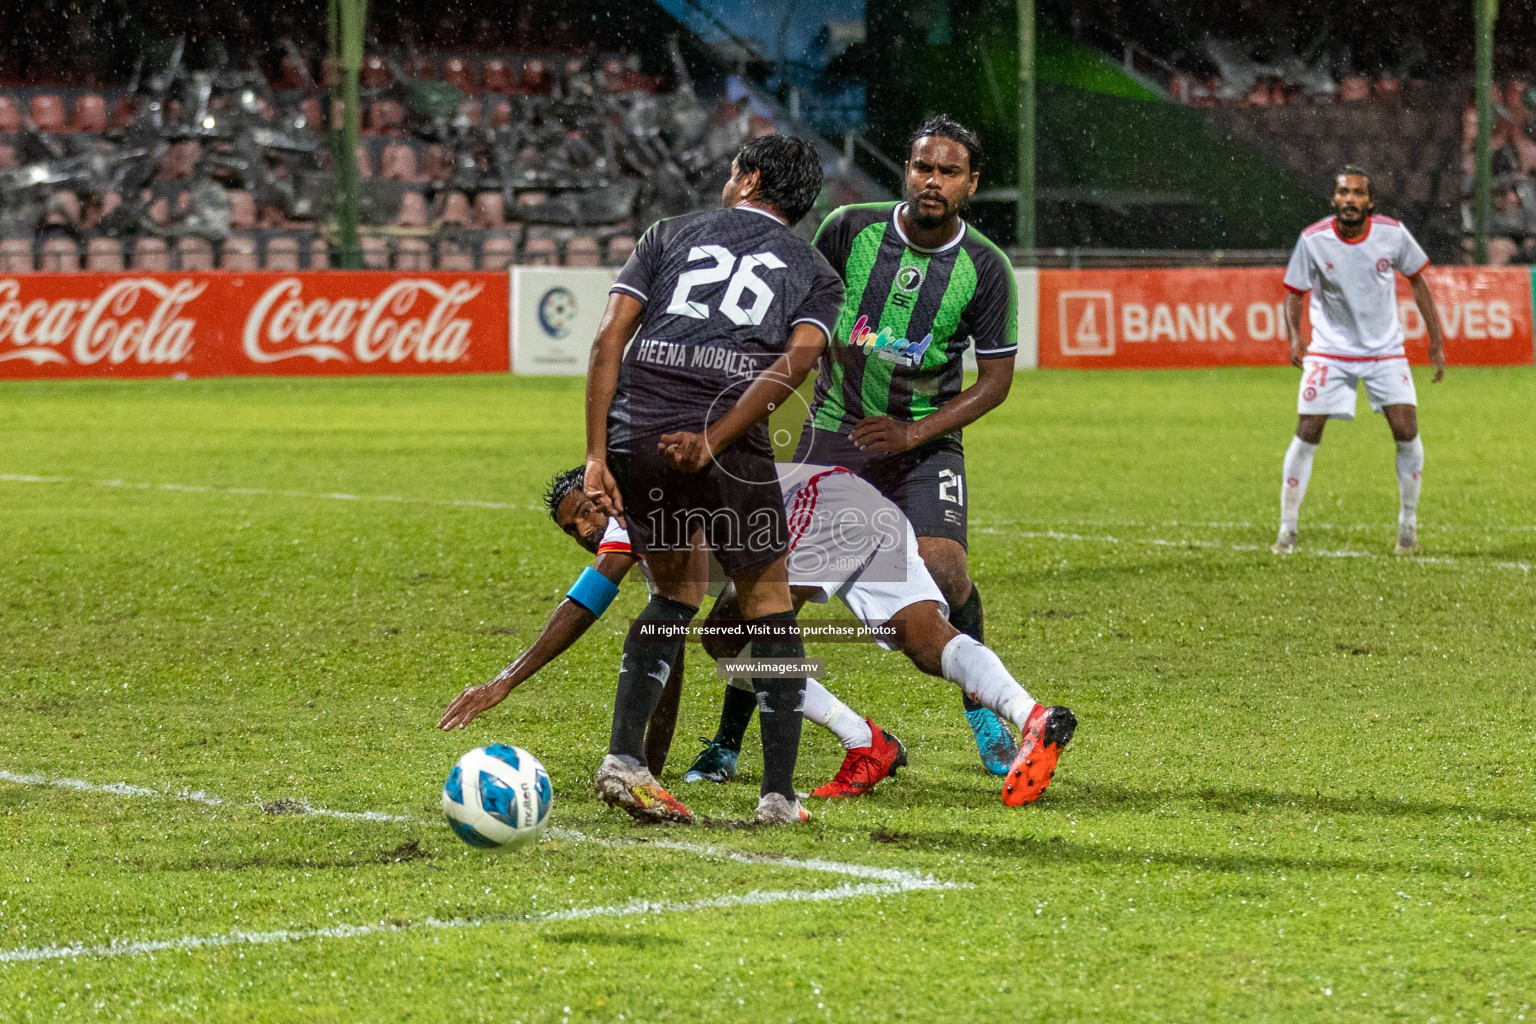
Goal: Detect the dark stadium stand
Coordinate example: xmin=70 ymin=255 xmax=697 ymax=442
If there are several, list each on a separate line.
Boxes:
xmin=0 ymin=44 xmax=770 ymax=272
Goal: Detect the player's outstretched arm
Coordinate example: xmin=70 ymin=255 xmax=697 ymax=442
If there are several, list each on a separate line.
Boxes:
xmin=1409 ymin=273 xmax=1446 ymax=383
xmin=437 ymin=551 xmax=636 ymax=730
xmin=584 ymin=294 xmax=644 ymax=515
xmin=659 ymin=322 xmax=829 ymax=472
xmin=850 ymin=355 xmax=1013 ymax=454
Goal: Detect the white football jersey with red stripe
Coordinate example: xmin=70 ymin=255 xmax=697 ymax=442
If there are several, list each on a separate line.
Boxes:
xmin=1283 ymin=214 xmax=1429 ymax=358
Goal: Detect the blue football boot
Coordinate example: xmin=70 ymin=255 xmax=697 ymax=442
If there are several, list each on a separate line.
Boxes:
xmin=965 ymin=707 xmax=1018 ymax=777
xmin=682 ymin=739 xmax=739 ymax=784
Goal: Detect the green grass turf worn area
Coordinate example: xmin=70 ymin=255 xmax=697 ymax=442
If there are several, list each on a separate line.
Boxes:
xmin=0 ymin=367 xmax=1533 ymax=1023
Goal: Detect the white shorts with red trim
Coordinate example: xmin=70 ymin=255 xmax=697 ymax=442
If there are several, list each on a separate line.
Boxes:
xmin=784 ymin=468 xmax=946 ymax=649
xmin=1298 ymin=352 xmax=1417 ymax=420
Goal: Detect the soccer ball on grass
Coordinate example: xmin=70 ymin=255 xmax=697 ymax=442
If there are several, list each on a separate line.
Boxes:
xmin=442 ymin=744 xmax=552 ymax=850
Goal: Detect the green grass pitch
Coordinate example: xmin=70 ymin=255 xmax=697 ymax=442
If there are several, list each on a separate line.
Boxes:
xmin=1 ymin=367 xmax=1532 ymax=1022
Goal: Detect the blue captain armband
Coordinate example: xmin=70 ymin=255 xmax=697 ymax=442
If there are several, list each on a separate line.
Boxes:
xmin=566 ymin=567 xmax=619 ymax=617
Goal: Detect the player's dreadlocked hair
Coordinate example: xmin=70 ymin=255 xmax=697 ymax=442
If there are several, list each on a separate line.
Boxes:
xmin=909 ymin=114 xmax=983 ymax=173
xmin=734 ymin=134 xmax=824 ymax=225
xmin=543 ymin=466 xmax=586 ymax=523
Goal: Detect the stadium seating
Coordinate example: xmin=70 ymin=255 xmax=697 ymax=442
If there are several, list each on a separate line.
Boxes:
xmin=0 ymin=41 xmax=755 ymax=271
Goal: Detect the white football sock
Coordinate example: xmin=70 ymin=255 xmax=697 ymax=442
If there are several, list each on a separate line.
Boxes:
xmin=1280 ymin=436 xmax=1319 ymax=533
xmin=1395 ymin=436 xmax=1424 ymax=526
xmin=801 ymin=678 xmax=872 ymax=750
xmin=940 ymin=634 xmax=1036 ymax=731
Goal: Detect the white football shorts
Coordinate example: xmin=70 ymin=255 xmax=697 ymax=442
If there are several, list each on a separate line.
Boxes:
xmin=787 ymin=473 xmax=946 ymax=650
xmin=1297 ymin=354 xmax=1417 ymax=420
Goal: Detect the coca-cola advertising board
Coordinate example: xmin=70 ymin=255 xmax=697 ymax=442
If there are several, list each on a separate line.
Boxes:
xmin=0 ymin=272 xmax=510 ymax=378
xmin=1036 ymin=266 xmax=1536 ymax=369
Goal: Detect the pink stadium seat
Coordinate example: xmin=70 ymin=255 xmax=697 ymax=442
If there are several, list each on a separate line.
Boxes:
xmin=443 ymin=57 xmax=477 ymax=95
xmin=564 ymin=235 xmax=601 ymax=267
xmin=222 ymin=234 xmax=259 ymax=271
xmin=516 ymin=191 xmax=548 ymax=217
xmin=1338 ymin=76 xmax=1371 ymax=103
xmin=367 ymin=100 xmax=405 ymax=134
xmin=228 ymin=190 xmax=257 ymax=230
xmin=395 ymin=191 xmax=429 ymax=228
xmin=394 ymin=236 xmax=432 ymax=270
xmin=361 ymin=55 xmax=390 ymax=89
xmin=521 ymin=233 xmax=558 ymax=266
xmin=360 ymin=235 xmax=389 ymax=269
xmin=263 ymin=234 xmax=301 ymax=270
xmin=85 ymin=236 xmax=124 ymax=271
xmin=108 ymin=95 xmax=137 ymax=130
xmin=484 ymin=59 xmax=515 ymax=95
xmin=30 ymin=94 xmax=67 ymax=132
xmin=353 ymin=143 xmax=374 ymax=179
xmin=408 ymin=55 xmax=436 ymax=81
xmin=480 ymin=231 xmax=517 ymax=270
xmin=159 ymin=141 xmax=200 ymax=179
xmin=489 ymin=99 xmax=512 ymax=128
xmin=308 ymin=236 xmax=330 ymax=269
xmin=471 ymin=192 xmax=505 ymax=228
xmin=71 ymin=94 xmax=108 ymax=133
xmin=299 ymin=97 xmax=324 ymax=130
xmin=519 ymin=59 xmax=551 ymax=96
xmin=176 ymin=236 xmax=215 ymax=271
xmin=421 ymin=145 xmax=452 ymax=183
xmin=130 ymin=236 xmax=169 ymax=271
xmin=0 ymin=95 xmax=21 ymax=132
xmin=381 ymin=142 xmax=420 ymax=182
xmin=49 ymin=191 xmax=82 ymax=224
xmin=438 ymin=237 xmax=475 ymax=270
xmin=439 ymin=191 xmax=471 ymax=226
xmin=0 ymin=144 xmax=16 ymax=170
xmin=456 ymin=100 xmax=482 ymax=128
xmin=0 ymin=238 xmax=33 ymax=272
xmin=39 ymin=237 xmax=80 ymax=271
xmin=604 ymin=234 xmax=636 ymax=266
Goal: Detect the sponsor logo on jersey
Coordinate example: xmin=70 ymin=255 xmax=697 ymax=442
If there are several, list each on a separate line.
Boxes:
xmin=1376 ymin=257 xmax=1391 ymax=274
xmin=895 ymin=265 xmax=924 ymax=293
xmin=847 ymin=314 xmax=932 ymax=368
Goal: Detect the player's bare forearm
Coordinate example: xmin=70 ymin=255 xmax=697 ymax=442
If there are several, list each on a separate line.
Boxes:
xmin=584 ymin=294 xmax=643 ymax=510
xmin=851 ymin=356 xmax=1012 ymax=453
xmin=1410 ymin=274 xmax=1447 ymax=382
xmin=660 ymin=323 xmax=827 ymax=471
xmin=1284 ymin=291 xmax=1308 ymax=368
xmin=437 ymin=553 xmax=635 ymax=729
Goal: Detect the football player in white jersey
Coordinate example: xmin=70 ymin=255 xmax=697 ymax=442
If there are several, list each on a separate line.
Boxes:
xmin=1275 ymin=166 xmax=1446 ymax=555
xmin=438 ymin=465 xmax=1076 ymax=808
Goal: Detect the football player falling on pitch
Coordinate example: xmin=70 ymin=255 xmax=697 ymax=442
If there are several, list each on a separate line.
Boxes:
xmin=789 ymin=114 xmax=1063 ymax=781
xmin=1275 ymin=165 xmax=1446 ymax=556
xmin=437 ymin=463 xmax=1075 ymax=806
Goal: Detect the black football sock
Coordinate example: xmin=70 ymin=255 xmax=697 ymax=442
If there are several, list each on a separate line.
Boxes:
xmin=948 ymin=585 xmax=986 ymax=712
xmin=748 ymin=610 xmax=807 ymax=800
xmin=609 ymin=595 xmax=697 ymax=764
xmin=712 ymin=684 xmax=758 ymax=752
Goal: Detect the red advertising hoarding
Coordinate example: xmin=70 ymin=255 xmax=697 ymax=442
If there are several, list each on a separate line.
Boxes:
xmin=1037 ymin=266 xmax=1535 ymax=369
xmin=0 ymin=272 xmax=510 ymax=378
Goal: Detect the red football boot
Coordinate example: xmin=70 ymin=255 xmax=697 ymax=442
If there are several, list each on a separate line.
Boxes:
xmin=811 ymin=720 xmax=908 ymax=798
xmin=1001 ymin=704 xmax=1077 ymax=806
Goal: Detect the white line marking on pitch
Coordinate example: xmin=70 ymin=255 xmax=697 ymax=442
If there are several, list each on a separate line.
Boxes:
xmin=5 ymin=472 xmax=1529 ymax=558
xmin=0 ymin=770 xmax=948 ymax=886
xmin=0 ymin=473 xmax=536 ymax=513
xmin=0 ymin=877 xmax=962 ymax=965
xmin=974 ymin=526 xmax=1532 ymax=572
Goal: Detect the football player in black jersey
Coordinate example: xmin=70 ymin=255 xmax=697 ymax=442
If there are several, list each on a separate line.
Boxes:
xmin=582 ymin=134 xmax=845 ymax=825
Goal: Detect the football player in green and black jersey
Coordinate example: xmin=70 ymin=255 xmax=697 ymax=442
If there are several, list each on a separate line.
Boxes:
xmin=784 ymin=114 xmax=1073 ymax=787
